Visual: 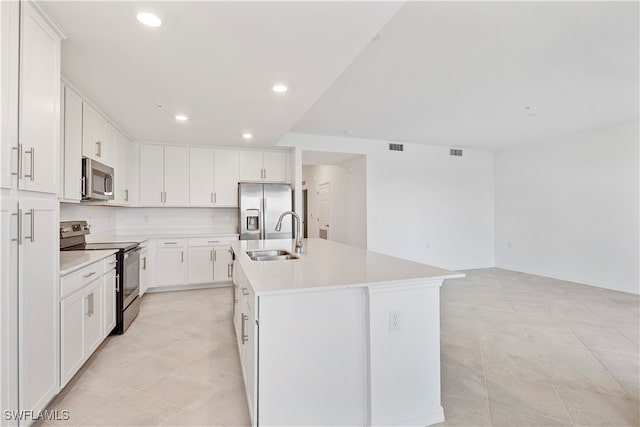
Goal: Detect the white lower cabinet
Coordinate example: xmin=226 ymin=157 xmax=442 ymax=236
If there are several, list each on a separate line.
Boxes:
xmin=60 ymin=256 xmax=116 ymax=388
xmin=187 ymin=246 xmax=214 ymax=284
xmin=60 ymin=288 xmax=84 ymax=386
xmin=144 ymin=237 xmax=236 ymax=290
xmin=214 ymin=246 xmax=233 ymax=282
xmin=103 ymin=268 xmax=117 ymax=336
xmin=156 ymin=240 xmax=187 ymax=287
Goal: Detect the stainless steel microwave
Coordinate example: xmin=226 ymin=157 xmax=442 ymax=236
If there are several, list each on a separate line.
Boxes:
xmin=82 ymin=157 xmax=114 ymax=201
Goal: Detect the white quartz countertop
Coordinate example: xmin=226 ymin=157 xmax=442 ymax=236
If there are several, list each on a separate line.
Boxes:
xmin=231 ymin=238 xmax=464 ymax=295
xmin=60 ymin=250 xmax=118 ymax=276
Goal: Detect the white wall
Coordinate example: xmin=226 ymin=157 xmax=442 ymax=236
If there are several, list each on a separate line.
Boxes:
xmin=281 ymin=133 xmax=495 ymax=270
xmin=495 ymin=121 xmax=639 ymax=294
xmin=302 ymin=156 xmax=367 ymax=248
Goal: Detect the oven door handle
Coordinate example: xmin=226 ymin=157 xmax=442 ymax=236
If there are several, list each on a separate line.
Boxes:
xmin=124 ymin=247 xmax=142 ymax=259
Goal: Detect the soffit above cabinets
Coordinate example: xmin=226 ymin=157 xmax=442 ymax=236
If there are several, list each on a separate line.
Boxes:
xmin=293 ymin=1 xmax=639 ymax=150
xmin=40 ymin=1 xmax=403 ymax=147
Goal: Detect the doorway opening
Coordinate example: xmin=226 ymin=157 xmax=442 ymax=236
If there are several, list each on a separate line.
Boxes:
xmin=301 ymin=151 xmax=367 ymax=249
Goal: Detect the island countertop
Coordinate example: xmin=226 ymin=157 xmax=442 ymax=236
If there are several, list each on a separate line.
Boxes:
xmin=231 ymin=238 xmax=464 ymax=295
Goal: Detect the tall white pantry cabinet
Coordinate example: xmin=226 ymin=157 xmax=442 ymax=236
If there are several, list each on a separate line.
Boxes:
xmin=1 ymin=1 xmax=63 ymax=425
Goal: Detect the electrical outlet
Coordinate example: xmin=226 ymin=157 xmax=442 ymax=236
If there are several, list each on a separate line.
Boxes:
xmin=389 ymin=310 xmax=401 ymax=331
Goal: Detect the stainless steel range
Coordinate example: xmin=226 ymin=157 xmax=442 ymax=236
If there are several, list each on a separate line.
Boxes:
xmin=60 ymin=221 xmax=140 ymax=334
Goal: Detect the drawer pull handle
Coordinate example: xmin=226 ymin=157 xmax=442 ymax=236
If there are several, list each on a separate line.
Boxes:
xmin=83 ymin=271 xmax=97 ymax=279
xmin=208 ymin=240 xmax=219 ymax=243
xmin=241 ymin=314 xmax=248 ymax=344
xmin=164 ymin=242 xmax=177 ymax=245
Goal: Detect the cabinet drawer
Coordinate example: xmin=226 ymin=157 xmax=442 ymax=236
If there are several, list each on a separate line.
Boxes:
xmin=103 ymin=255 xmax=117 ymax=273
xmin=61 ymin=260 xmax=105 ymax=299
xmin=156 ymin=238 xmax=187 ymax=248
xmin=188 ymin=237 xmax=234 ymax=247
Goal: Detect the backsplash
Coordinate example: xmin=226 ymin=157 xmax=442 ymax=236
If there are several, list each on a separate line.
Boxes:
xmin=115 ymin=207 xmax=238 ymax=235
xmin=60 ymin=204 xmax=238 ymax=238
xmin=60 ymin=204 xmax=118 ymax=239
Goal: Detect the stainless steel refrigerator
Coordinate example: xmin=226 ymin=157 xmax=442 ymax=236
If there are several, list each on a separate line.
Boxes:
xmin=238 ymin=183 xmax=293 ymax=240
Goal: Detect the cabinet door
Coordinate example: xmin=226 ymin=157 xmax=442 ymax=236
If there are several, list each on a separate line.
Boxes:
xmin=82 ymin=103 xmax=107 ymax=164
xmin=139 ymin=144 xmax=164 ymax=206
xmin=213 ymin=149 xmax=239 ymax=207
xmin=239 ymin=150 xmax=264 ymax=182
xmin=125 ymin=141 xmax=138 ymax=205
xmin=156 ymin=247 xmax=186 ymax=286
xmin=163 ymin=146 xmax=189 ymax=206
xmin=1 ymin=1 xmax=19 ymax=190
xmin=103 ymin=269 xmax=116 ymax=336
xmin=18 ymin=197 xmax=58 ymax=414
xmin=19 ymin=2 xmax=60 ymax=194
xmin=189 ymin=147 xmax=214 ymax=206
xmin=213 ymin=246 xmax=233 ymax=282
xmin=62 ymin=85 xmax=83 ymax=201
xmin=243 ymin=308 xmax=257 ymax=421
xmin=140 ymin=249 xmax=150 ymax=295
xmin=109 ymin=127 xmax=127 ymax=205
xmin=60 ymin=290 xmax=85 ymax=387
xmin=187 ymin=247 xmax=214 ymax=284
xmin=84 ymin=279 xmax=103 ymax=355
xmin=263 ymin=151 xmax=288 ymax=182
xmin=0 ymin=196 xmax=19 ymax=413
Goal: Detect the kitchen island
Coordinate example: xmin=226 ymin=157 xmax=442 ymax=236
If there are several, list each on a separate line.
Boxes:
xmin=231 ymin=238 xmax=463 ymax=427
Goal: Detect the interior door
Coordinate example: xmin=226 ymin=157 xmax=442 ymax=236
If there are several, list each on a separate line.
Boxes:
xmin=318 ymin=182 xmax=330 ymax=240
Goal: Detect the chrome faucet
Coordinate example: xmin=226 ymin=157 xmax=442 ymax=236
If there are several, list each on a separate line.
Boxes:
xmin=275 ymin=210 xmax=303 ymax=254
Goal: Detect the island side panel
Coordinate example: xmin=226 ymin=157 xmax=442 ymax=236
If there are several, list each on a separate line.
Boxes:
xmin=258 ymin=288 xmax=368 ymax=427
xmin=367 ymin=281 xmax=444 ymax=426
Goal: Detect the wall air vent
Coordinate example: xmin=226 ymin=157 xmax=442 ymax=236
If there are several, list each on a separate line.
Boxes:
xmin=389 ymin=143 xmax=404 ymax=152
xmin=450 ymin=148 xmax=463 ymax=157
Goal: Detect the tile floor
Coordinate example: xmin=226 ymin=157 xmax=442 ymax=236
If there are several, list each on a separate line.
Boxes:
xmin=44 ymin=268 xmax=639 ymax=427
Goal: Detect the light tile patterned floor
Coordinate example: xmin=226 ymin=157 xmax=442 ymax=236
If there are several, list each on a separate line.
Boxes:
xmin=44 ymin=268 xmax=639 ymax=427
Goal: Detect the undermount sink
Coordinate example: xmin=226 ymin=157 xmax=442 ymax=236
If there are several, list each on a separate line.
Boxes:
xmin=246 ymin=249 xmax=299 ymax=261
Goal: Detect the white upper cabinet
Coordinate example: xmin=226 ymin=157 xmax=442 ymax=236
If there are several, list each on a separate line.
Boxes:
xmin=213 ymin=149 xmax=239 ymax=207
xmin=0 ymin=1 xmax=19 ymax=190
xmin=139 ymin=144 xmax=164 ymax=206
xmin=189 ymin=147 xmax=214 ymax=206
xmin=125 ymin=140 xmax=139 ymax=205
xmin=82 ymin=103 xmax=109 ymax=165
xmin=263 ymin=151 xmax=288 ymax=182
xmin=163 ymin=146 xmax=189 ymax=206
xmin=139 ymin=144 xmax=189 ymax=207
xmin=62 ymin=85 xmax=83 ymax=202
xmin=239 ymin=150 xmax=289 ymax=183
xmin=110 ymin=128 xmax=133 ymax=205
xmin=239 ymin=150 xmax=264 ymax=182
xmin=17 ymin=2 xmax=61 ymax=194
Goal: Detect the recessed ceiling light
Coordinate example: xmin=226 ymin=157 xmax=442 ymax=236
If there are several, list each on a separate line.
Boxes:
xmin=242 ymin=133 xmax=253 ymax=140
xmin=175 ymin=114 xmax=188 ymax=121
xmin=272 ymin=84 xmax=288 ymax=93
xmin=137 ymin=12 xmax=162 ymax=28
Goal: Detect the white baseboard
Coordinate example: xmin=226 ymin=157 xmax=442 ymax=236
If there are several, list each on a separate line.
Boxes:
xmin=376 ymin=406 xmax=444 ymax=427
xmin=145 ymin=282 xmax=231 ymax=293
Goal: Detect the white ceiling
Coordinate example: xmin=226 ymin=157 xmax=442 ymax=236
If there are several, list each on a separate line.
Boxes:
xmin=293 ymin=1 xmax=639 ymax=150
xmin=302 ymin=150 xmax=363 ymax=166
xmin=41 ymin=1 xmax=403 ymax=147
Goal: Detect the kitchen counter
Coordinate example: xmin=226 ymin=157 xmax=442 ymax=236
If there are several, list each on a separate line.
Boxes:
xmin=232 ymin=238 xmax=463 ymax=427
xmin=60 ymin=250 xmax=118 ymax=276
xmin=231 ymin=238 xmax=463 ymax=295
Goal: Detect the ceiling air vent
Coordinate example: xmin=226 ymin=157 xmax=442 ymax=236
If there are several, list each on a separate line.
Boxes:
xmin=450 ymin=148 xmax=463 ymax=157
xmin=389 ymin=143 xmax=404 ymax=152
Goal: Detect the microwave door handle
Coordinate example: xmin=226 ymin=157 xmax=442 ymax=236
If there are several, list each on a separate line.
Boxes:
xmin=104 ymin=175 xmax=114 ymax=196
